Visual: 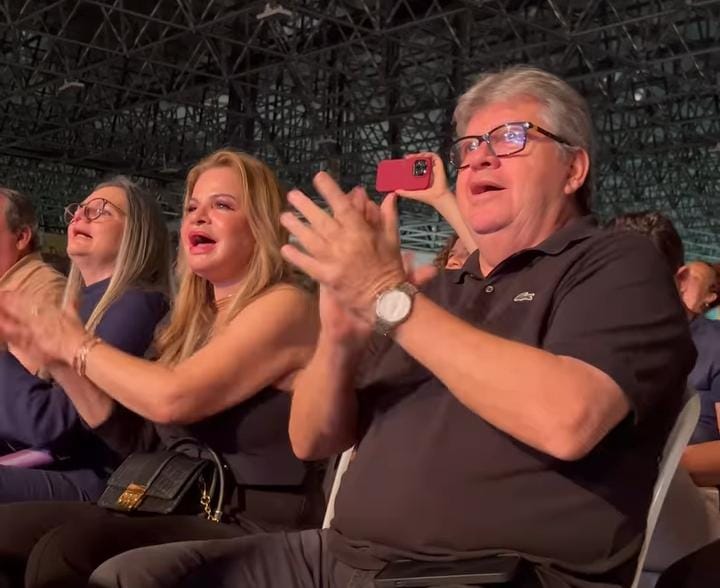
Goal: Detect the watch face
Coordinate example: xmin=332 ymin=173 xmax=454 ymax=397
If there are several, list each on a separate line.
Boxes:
xmin=377 ymin=289 xmax=412 ymax=323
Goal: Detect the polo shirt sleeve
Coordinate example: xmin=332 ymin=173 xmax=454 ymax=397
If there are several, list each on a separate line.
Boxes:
xmin=542 ymin=232 xmax=696 ymax=424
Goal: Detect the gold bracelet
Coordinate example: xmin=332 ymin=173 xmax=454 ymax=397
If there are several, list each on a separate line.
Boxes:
xmin=80 ymin=337 xmax=102 ymax=378
xmin=73 ymin=335 xmax=102 ymax=378
xmin=71 ymin=334 xmax=91 ymax=375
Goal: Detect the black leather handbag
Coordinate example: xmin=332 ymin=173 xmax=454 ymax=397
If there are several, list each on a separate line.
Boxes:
xmin=97 ymin=438 xmax=225 ymax=522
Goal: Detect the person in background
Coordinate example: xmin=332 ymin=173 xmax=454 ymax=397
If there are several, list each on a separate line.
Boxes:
xmin=435 ymin=233 xmax=471 ymax=270
xmin=654 ymin=245 xmax=720 ymax=585
xmin=648 ymin=262 xmax=720 ymax=588
xmin=681 ymin=260 xmax=720 ymax=446
xmin=708 ymin=264 xmax=720 ymax=320
xmin=678 ymin=261 xmax=719 ymax=321
xmin=0 ymin=187 xmax=66 ymax=377
xmin=0 ymin=149 xmax=321 ymax=588
xmin=609 ymin=211 xmax=720 ymax=579
xmin=610 ymin=212 xmax=720 ymax=446
xmin=0 ymin=177 xmax=170 ymax=503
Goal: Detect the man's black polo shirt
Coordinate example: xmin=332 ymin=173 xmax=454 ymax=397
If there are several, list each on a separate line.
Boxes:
xmin=329 ymin=216 xmax=696 ymax=583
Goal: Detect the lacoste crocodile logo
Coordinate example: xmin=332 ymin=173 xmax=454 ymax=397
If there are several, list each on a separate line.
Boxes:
xmin=513 ymin=291 xmax=535 ymax=302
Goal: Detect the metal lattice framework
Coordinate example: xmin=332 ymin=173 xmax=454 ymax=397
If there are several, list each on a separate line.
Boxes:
xmin=1 ymin=0 xmax=718 ymax=258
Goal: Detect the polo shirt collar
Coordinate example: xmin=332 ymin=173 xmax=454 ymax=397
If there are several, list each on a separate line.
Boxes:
xmin=454 ymin=215 xmax=598 ymax=283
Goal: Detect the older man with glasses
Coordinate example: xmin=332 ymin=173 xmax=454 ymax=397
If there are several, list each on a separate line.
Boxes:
xmin=0 ymin=187 xmax=65 ymax=378
xmin=90 ymin=66 xmax=695 ymax=588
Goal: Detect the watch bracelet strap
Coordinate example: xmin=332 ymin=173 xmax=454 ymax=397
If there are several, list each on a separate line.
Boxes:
xmin=374 ymin=281 xmax=418 ymax=336
xmin=396 ymin=282 xmax=418 ymax=297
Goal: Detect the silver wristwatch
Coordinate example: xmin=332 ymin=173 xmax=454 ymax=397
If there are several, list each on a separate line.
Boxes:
xmin=374 ymin=282 xmax=419 ymax=336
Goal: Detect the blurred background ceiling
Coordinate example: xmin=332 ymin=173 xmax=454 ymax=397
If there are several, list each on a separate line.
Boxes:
xmin=1 ymin=0 xmax=718 ymax=258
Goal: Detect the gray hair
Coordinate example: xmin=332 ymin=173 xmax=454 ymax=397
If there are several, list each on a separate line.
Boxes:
xmin=0 ymin=186 xmax=40 ymax=251
xmin=453 ymin=66 xmax=596 ymax=213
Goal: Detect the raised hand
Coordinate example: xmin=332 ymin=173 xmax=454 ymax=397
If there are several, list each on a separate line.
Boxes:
xmin=311 ymin=186 xmax=380 ymax=348
xmin=393 ymin=152 xmax=454 ymax=207
xmin=394 ymin=152 xmax=478 ymax=257
xmin=0 ymin=291 xmax=86 ymax=369
xmin=280 ymin=172 xmax=406 ymax=327
xmin=317 ymin=285 xmax=374 ymax=350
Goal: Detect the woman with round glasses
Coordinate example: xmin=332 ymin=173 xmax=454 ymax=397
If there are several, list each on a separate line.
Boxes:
xmin=0 ymin=176 xmax=170 ymax=503
xmin=0 ymin=150 xmax=321 ymax=588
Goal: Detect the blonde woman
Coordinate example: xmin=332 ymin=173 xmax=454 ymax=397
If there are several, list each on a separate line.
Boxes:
xmin=0 ymin=177 xmax=170 ymax=504
xmin=0 ymin=150 xmax=320 ymax=588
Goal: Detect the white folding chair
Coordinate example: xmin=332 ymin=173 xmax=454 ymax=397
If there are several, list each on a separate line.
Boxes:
xmin=322 ymin=447 xmax=353 ymax=529
xmin=631 ymin=391 xmax=701 ymax=588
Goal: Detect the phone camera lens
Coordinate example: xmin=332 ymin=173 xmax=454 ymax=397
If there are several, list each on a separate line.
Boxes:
xmin=413 ymin=160 xmax=428 ymax=176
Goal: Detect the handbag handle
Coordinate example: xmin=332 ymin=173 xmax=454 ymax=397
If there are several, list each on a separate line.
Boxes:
xmin=166 ymin=437 xmax=225 ymax=522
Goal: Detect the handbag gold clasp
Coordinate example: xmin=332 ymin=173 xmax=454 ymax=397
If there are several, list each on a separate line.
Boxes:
xmin=117 ymin=483 xmax=147 ymax=511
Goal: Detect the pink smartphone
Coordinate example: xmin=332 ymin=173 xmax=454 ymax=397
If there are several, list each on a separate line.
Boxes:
xmin=375 ymin=157 xmax=433 ymax=192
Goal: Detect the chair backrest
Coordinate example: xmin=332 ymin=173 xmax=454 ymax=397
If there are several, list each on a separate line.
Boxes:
xmin=631 ymin=391 xmax=701 ymax=588
xmin=322 ymin=447 xmax=353 ymax=529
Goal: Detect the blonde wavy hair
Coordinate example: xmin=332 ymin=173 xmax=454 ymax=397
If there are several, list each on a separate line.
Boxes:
xmin=63 ymin=176 xmax=171 ymax=333
xmin=156 ymin=149 xmax=290 ymax=365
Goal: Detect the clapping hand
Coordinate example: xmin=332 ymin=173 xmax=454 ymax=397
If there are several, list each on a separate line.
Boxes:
xmin=280 ymin=172 xmax=406 ymax=328
xmin=0 ymin=291 xmax=86 ymax=369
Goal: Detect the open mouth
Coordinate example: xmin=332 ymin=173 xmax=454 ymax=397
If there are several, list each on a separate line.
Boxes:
xmin=72 ymin=229 xmax=92 ymax=239
xmin=470 ymin=182 xmax=505 ymax=196
xmin=188 ymin=233 xmax=217 ymax=249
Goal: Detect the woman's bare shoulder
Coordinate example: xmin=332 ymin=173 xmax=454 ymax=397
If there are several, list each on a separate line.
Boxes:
xmin=256 ymin=281 xmax=317 ymax=309
xmin=227 ymin=282 xmax=318 ymax=331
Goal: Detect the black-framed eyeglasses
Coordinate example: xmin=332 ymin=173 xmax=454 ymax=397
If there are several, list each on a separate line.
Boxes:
xmin=63 ymin=198 xmax=126 ymax=225
xmin=449 ymin=121 xmax=573 ymax=169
